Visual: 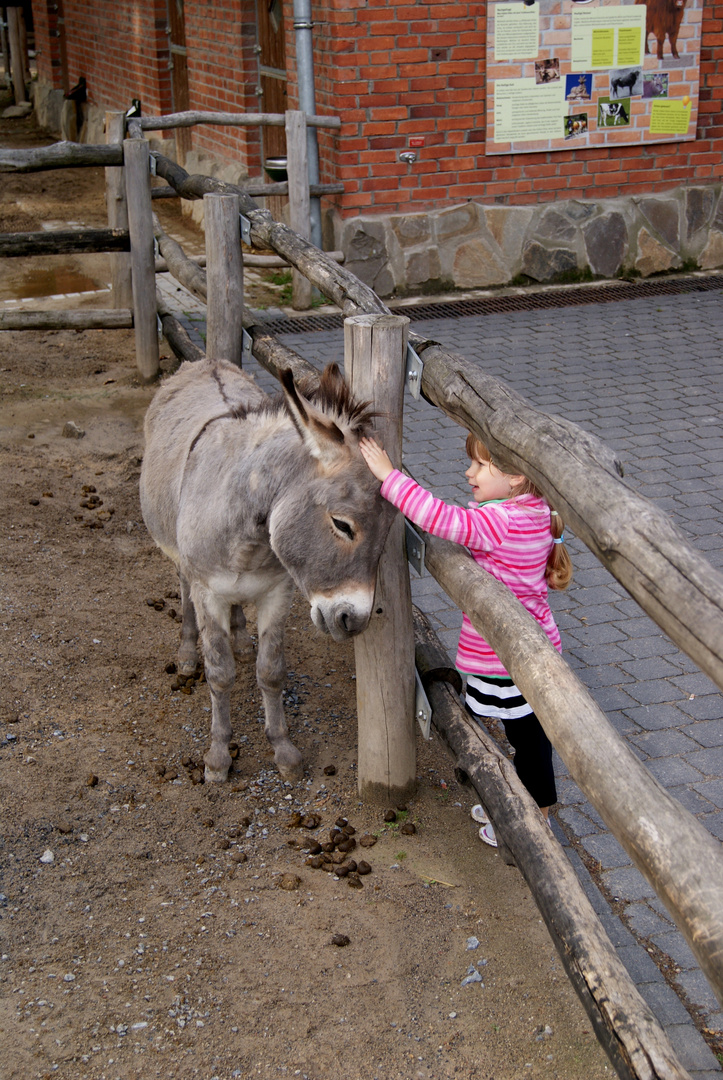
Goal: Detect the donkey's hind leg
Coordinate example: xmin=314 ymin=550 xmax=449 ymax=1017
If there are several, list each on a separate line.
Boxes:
xmin=192 ymin=584 xmax=235 ymax=783
xmin=231 ymin=604 xmax=255 ymax=664
xmin=256 ymin=580 xmax=303 ymax=781
xmin=178 ymin=572 xmax=200 ymax=675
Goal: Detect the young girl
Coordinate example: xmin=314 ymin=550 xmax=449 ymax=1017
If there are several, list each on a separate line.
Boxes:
xmin=359 ymin=432 xmax=572 ymax=847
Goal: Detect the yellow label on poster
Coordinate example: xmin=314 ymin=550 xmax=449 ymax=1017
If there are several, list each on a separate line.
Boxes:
xmin=649 ymin=100 xmax=692 ymax=135
xmin=590 ymin=28 xmax=615 ymax=67
xmin=617 ymin=26 xmax=642 ymax=67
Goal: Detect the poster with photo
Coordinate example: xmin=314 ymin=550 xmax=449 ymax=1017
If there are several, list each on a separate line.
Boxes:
xmin=485 ymin=0 xmax=702 ymax=155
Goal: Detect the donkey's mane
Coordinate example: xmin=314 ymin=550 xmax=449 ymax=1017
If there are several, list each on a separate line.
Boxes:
xmin=305 ymin=363 xmax=376 ymax=434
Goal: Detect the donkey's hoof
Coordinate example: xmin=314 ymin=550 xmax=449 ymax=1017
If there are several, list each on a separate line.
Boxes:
xmin=178 ymin=649 xmax=199 ymax=677
xmin=204 ymin=764 xmax=230 ymax=783
xmin=274 ymin=741 xmax=303 ymax=782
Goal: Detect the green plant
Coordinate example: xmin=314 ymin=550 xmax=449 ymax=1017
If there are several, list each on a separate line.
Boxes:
xmin=396 ymin=851 xmax=407 ymax=861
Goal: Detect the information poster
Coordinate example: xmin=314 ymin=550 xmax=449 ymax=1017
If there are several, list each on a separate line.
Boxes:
xmin=486 ymin=0 xmax=703 ymax=155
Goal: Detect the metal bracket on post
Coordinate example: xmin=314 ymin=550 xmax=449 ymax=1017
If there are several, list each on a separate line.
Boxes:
xmin=241 ymin=328 xmax=253 ymax=367
xmin=406 ymin=343 xmax=424 ymax=399
xmin=149 ymin=152 xmax=157 ymax=177
xmin=239 ymin=213 xmax=252 ymax=246
xmin=405 ymin=520 xmax=426 ymax=577
xmin=414 ymin=668 xmax=432 ymax=740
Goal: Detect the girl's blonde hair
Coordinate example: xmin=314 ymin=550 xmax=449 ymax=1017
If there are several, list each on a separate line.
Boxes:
xmin=465 ymin=433 xmax=572 ymax=591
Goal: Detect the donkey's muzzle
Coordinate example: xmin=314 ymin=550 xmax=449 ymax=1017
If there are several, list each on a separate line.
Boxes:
xmin=310 ymin=590 xmax=373 ymax=642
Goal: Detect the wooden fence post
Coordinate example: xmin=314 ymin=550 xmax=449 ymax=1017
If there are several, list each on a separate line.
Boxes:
xmin=285 ymin=110 xmax=312 ymax=312
xmin=6 ymin=6 xmax=28 ymax=105
xmin=105 ymin=112 xmax=133 ymax=309
xmin=123 ymin=137 xmax=159 ymax=382
xmin=344 ymin=314 xmax=416 ymax=804
xmin=203 ymin=192 xmax=244 ymax=366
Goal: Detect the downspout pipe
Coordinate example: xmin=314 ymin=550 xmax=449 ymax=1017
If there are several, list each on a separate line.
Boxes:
xmin=293 ymin=0 xmax=322 ymax=249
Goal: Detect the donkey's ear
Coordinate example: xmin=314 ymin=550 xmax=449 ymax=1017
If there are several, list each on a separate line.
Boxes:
xmin=280 ymin=368 xmax=346 ymax=467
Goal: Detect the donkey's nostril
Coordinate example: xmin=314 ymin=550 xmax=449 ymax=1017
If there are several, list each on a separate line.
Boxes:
xmin=340 ymin=611 xmax=351 ymax=633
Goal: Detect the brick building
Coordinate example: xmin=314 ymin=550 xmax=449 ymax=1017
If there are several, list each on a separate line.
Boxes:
xmin=30 ymin=0 xmax=723 ymax=295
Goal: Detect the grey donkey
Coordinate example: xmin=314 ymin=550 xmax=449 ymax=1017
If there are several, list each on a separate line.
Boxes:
xmin=140 ymin=358 xmax=395 ymax=782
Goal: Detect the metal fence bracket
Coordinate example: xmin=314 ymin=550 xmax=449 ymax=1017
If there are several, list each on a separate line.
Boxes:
xmin=242 ymin=327 xmax=253 ymax=366
xmin=405 ymin=520 xmax=425 ymax=576
xmin=239 ymin=214 xmax=252 ymax=246
xmin=415 ymin=667 xmax=432 ymax=740
xmin=406 ymin=343 xmax=424 ymax=399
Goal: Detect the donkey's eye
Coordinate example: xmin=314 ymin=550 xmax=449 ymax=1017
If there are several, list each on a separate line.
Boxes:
xmin=331 ymin=517 xmax=355 ymax=540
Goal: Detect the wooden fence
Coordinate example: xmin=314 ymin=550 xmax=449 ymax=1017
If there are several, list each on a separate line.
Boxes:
xmin=2 ymin=112 xmax=723 ymax=1080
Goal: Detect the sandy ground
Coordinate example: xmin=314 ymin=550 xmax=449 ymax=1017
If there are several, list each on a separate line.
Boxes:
xmin=0 ymin=105 xmax=614 ymax=1080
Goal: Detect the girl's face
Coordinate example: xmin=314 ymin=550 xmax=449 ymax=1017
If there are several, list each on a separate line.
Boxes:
xmin=465 ymin=457 xmax=522 ymax=503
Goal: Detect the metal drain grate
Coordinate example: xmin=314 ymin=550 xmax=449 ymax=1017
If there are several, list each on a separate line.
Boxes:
xmin=255 ymin=273 xmax=723 ymax=336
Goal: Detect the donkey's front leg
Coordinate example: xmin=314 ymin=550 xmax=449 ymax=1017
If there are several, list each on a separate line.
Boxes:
xmin=191 ymin=584 xmax=235 ymax=783
xmin=256 ymin=581 xmax=302 ymax=781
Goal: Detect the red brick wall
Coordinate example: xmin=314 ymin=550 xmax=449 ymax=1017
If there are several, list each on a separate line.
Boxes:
xmin=313 ymin=0 xmax=723 ymax=217
xmin=30 ymin=0 xmax=723 ymax=215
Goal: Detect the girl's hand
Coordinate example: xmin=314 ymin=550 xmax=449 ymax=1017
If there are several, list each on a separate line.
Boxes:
xmin=359 ymin=437 xmax=394 ymax=482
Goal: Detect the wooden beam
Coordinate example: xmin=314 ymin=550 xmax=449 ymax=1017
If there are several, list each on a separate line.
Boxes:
xmin=0 ymin=309 xmax=133 ymax=331
xmin=151 ymin=181 xmax=344 ymax=198
xmin=131 ymin=109 xmax=341 ymax=131
xmin=418 ymin=527 xmax=723 ymax=1009
xmin=124 ymin=138 xmax=159 ymax=382
xmin=203 ymin=192 xmax=243 ymax=366
xmin=106 ymin=111 xmax=133 ymax=309
xmin=156 ymin=294 xmax=205 ymax=364
xmin=345 ymin=314 xmax=416 ymax=804
xmin=0 ymin=228 xmax=130 ymax=257
xmin=413 ymin=607 xmax=693 ymax=1080
xmin=286 ymin=110 xmax=312 ymax=311
xmin=0 ymin=142 xmax=123 ymax=172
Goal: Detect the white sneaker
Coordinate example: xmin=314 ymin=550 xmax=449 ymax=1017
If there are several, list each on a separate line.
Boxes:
xmin=470 ymin=804 xmax=488 ymax=824
xmin=478 ymin=822 xmax=497 ymax=847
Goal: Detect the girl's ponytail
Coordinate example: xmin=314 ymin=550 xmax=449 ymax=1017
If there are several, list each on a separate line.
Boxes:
xmin=547 ymin=511 xmax=572 ymax=590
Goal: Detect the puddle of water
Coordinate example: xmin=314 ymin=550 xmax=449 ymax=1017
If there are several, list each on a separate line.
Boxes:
xmin=0 ymin=265 xmax=108 ymax=301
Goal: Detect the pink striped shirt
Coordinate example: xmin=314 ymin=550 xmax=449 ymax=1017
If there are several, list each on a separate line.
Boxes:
xmin=380 ymin=471 xmax=561 ymax=676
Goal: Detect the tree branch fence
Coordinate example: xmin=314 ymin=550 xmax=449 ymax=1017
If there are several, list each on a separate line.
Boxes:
xmin=2 ymin=109 xmax=723 ymax=1080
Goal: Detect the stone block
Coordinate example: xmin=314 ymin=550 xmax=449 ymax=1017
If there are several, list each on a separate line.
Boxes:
xmin=583 ymin=213 xmax=627 ymax=277
xmin=521 ymin=242 xmax=578 ymax=282
xmin=686 ymin=187 xmax=717 ymax=240
xmin=390 ymin=213 xmax=431 ymax=247
xmin=535 ymin=208 xmax=577 ymax=243
xmin=482 ymin=205 xmax=534 ymax=267
xmin=699 ymin=230 xmax=723 ymax=270
xmin=635 ymin=228 xmax=682 ymax=277
xmin=638 ymin=197 xmax=681 ymax=248
xmin=452 ymin=238 xmax=509 ymax=288
xmin=435 ymin=203 xmax=480 ymax=241
xmin=405 ymin=247 xmax=441 ymax=288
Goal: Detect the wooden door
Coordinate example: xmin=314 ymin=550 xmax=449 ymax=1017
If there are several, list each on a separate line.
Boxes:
xmin=257 ymin=0 xmax=287 ymax=162
xmin=167 ymin=0 xmax=191 ymax=162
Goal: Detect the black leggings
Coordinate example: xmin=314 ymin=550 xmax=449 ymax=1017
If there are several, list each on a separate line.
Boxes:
xmin=465 ymin=701 xmax=557 ymax=808
xmin=501 ymin=711 xmax=557 ymax=809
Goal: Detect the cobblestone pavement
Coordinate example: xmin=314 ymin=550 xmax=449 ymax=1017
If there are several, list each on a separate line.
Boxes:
xmin=159 ymin=273 xmax=723 ymax=1077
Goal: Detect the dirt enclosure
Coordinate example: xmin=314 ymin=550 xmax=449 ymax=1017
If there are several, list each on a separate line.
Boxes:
xmin=0 ymin=111 xmax=613 ymax=1080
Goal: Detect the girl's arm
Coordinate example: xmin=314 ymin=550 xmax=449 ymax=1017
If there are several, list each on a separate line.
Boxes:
xmin=359 ymin=438 xmax=508 ymax=550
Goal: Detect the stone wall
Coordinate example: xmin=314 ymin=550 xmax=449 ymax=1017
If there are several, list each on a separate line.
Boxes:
xmin=334 ymin=187 xmax=723 ymax=297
